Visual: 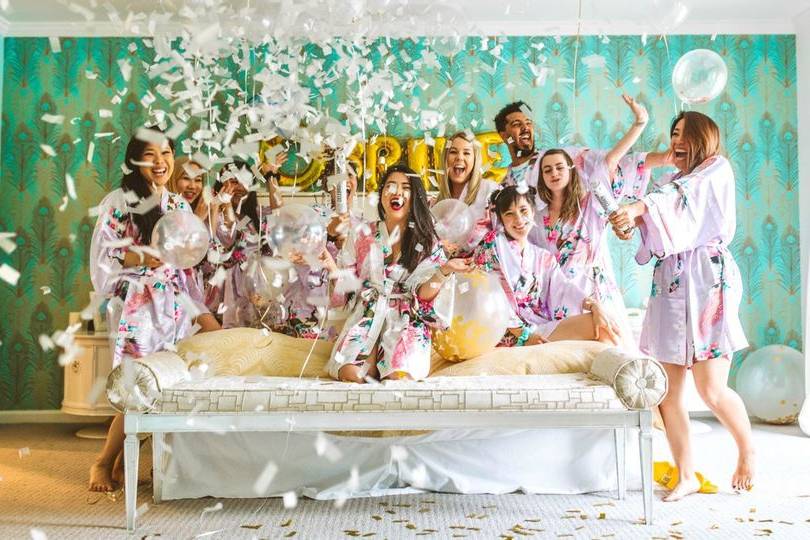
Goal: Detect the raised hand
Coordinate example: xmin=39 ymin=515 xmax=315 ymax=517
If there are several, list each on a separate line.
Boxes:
xmin=622 ymin=94 xmax=648 ymax=125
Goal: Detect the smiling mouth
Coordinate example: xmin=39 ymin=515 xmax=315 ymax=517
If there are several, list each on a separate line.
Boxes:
xmin=673 ymin=149 xmax=687 ymax=159
xmin=389 ymin=198 xmax=404 ymax=211
xmin=183 ymin=190 xmax=198 ymax=200
xmin=452 ymin=165 xmax=466 ymax=176
xmin=518 ymin=133 xmax=531 ymax=144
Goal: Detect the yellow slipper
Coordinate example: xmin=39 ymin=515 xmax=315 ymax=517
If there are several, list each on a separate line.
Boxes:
xmin=653 ymin=461 xmax=718 ymax=494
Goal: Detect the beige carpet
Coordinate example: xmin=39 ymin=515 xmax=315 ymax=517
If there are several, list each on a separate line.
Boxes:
xmin=1 ymin=423 xmax=809 ymax=539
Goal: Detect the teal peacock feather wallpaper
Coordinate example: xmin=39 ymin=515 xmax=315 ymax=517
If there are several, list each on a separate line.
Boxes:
xmin=0 ymin=35 xmax=800 ymax=409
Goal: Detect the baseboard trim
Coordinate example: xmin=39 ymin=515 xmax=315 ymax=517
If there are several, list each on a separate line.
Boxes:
xmin=0 ymin=410 xmax=111 ymax=424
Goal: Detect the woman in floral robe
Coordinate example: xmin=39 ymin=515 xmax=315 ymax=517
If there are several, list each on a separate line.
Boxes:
xmin=473 ymin=185 xmax=621 ymax=347
xmin=610 ymin=110 xmax=753 ymax=499
xmin=325 ymin=165 xmax=472 ymax=382
xmin=88 ymin=132 xmax=219 ymax=493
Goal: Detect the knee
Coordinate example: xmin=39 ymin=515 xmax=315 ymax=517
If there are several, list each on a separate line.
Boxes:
xmin=696 ymin=385 xmax=725 ymax=410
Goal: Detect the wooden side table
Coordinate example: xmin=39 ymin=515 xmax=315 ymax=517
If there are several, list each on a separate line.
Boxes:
xmin=62 ymin=332 xmax=116 ymax=438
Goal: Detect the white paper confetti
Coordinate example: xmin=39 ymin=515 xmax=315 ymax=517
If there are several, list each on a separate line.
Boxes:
xmin=253 ymin=462 xmax=278 ymax=494
xmin=0 ymin=264 xmax=20 ymax=286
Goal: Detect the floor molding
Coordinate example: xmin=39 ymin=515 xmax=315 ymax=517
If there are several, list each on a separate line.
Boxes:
xmin=0 ymin=410 xmax=111 ymax=424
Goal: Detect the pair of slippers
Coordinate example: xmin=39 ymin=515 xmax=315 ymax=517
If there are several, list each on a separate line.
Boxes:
xmin=653 ymin=461 xmax=719 ymax=494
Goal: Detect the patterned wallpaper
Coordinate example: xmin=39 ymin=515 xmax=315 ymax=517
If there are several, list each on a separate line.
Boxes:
xmin=0 ymin=35 xmax=800 ymax=409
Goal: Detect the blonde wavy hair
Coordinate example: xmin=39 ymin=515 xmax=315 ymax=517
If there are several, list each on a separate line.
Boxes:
xmin=437 ymin=131 xmax=484 ymax=206
xmin=168 ymin=156 xmax=203 ymax=210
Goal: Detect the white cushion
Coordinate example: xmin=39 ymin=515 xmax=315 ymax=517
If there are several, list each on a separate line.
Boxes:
xmin=156 ymin=373 xmax=625 ymax=414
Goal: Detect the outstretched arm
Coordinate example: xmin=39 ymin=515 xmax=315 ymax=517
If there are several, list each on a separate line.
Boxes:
xmin=605 ymin=94 xmax=648 ymax=175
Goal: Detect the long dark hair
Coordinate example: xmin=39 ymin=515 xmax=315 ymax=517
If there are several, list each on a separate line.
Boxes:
xmin=120 ymin=131 xmax=175 ymax=244
xmin=214 ymin=160 xmax=260 ymax=231
xmin=377 ymin=164 xmax=437 ymax=273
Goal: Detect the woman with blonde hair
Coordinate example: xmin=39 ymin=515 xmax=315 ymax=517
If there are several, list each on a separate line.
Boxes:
xmin=610 ymin=110 xmax=754 ymax=500
xmin=436 ymin=131 xmax=500 ymax=251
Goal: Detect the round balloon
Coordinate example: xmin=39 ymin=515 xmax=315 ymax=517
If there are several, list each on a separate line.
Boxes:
xmin=264 ymin=204 xmax=327 ymax=260
xmin=245 ymin=254 xmax=290 ymax=326
xmin=735 ymin=345 xmax=805 ymax=424
xmin=152 ymin=210 xmax=210 ymax=269
xmin=431 ymin=198 xmax=474 ymax=246
xmin=432 ymin=271 xmax=512 ymax=361
xmin=672 ymin=49 xmax=728 ymax=104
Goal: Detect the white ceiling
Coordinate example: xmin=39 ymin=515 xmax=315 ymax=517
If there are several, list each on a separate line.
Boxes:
xmin=2 ymin=0 xmax=810 ymax=36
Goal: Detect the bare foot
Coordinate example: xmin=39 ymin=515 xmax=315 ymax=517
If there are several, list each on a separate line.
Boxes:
xmin=111 ymin=450 xmax=125 ymax=487
xmin=732 ymin=451 xmax=755 ymax=492
xmin=662 ymin=473 xmax=701 ymax=502
xmin=89 ymin=460 xmax=117 ymax=492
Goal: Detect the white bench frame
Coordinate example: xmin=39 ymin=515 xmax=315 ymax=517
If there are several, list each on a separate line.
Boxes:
xmin=123 ymin=408 xmax=654 ymax=532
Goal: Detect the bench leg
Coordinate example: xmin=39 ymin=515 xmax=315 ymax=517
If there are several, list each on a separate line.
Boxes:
xmin=613 ymin=427 xmax=626 ymax=500
xmin=152 ymin=432 xmax=164 ymax=504
xmin=638 ymin=410 xmax=653 ymax=525
xmin=125 ymin=432 xmax=140 ymax=533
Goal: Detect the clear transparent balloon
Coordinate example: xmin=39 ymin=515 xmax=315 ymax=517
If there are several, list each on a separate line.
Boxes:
xmin=245 ymin=254 xmax=291 ymax=328
xmin=431 ymin=198 xmax=475 ymax=247
xmin=735 ymin=344 xmax=805 ymax=424
xmin=265 ymin=204 xmax=328 ymax=261
xmin=671 ymin=49 xmax=728 ymax=104
xmin=152 ymin=210 xmax=210 ymax=269
xmin=432 ymin=271 xmax=512 ymax=361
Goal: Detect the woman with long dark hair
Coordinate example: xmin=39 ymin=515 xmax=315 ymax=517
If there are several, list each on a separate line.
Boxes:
xmin=323 ymin=164 xmax=472 ymax=382
xmin=88 ymin=130 xmax=220 ymax=492
xmin=610 ymin=111 xmax=753 ymax=499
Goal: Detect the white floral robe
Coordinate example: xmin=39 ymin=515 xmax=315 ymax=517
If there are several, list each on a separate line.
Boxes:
xmin=528 ymin=150 xmax=651 ymax=350
xmin=636 ymin=155 xmax=748 ymax=366
xmin=327 ymin=221 xmax=447 ymax=380
xmin=89 ymin=188 xmax=208 ymax=366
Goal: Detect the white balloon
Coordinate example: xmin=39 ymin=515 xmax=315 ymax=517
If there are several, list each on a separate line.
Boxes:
xmin=432 ymin=271 xmax=512 ymax=361
xmin=152 ymin=210 xmax=210 ymax=269
xmin=672 ymin=49 xmax=728 ymax=104
xmin=431 ymin=198 xmax=474 ymax=246
xmin=264 ymin=204 xmax=327 ymax=261
xmin=736 ymin=345 xmax=805 ymax=424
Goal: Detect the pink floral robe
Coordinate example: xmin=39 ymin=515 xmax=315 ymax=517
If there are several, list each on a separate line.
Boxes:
xmin=527 ymin=150 xmax=651 ymax=350
xmin=327 ymin=221 xmax=448 ymax=380
xmin=89 ymin=188 xmax=208 ymax=366
xmin=635 ymin=155 xmax=748 ymax=366
xmin=473 ymin=229 xmax=587 ymax=345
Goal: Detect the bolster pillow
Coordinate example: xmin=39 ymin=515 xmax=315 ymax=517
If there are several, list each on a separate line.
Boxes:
xmin=589 ymin=348 xmax=668 ymax=410
xmin=106 ymin=351 xmax=190 ymax=413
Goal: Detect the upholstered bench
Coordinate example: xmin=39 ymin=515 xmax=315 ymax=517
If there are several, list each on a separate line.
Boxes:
xmin=106 ymin=332 xmax=667 ymax=533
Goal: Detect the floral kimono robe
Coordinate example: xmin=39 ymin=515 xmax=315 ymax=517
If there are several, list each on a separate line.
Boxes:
xmin=636 ymin=155 xmax=748 ymax=366
xmin=327 ymin=221 xmax=447 ymax=380
xmin=528 ymin=150 xmax=650 ymax=350
xmin=90 ymin=188 xmax=208 ymax=366
xmin=202 ymin=211 xmax=262 ymax=329
xmin=473 ymin=229 xmax=587 ymax=345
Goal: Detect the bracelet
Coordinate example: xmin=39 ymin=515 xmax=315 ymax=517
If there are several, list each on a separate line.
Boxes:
xmin=633 ymin=120 xmax=648 ymax=126
xmin=516 ymin=325 xmax=532 ymax=347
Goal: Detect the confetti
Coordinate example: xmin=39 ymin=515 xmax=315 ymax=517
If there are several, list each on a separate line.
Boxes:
xmin=0 ymin=264 xmax=20 ymax=286
xmin=253 ymin=461 xmax=278 ymax=494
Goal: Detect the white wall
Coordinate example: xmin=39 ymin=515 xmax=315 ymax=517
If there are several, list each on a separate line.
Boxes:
xmin=796 ymin=8 xmax=810 ymax=399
